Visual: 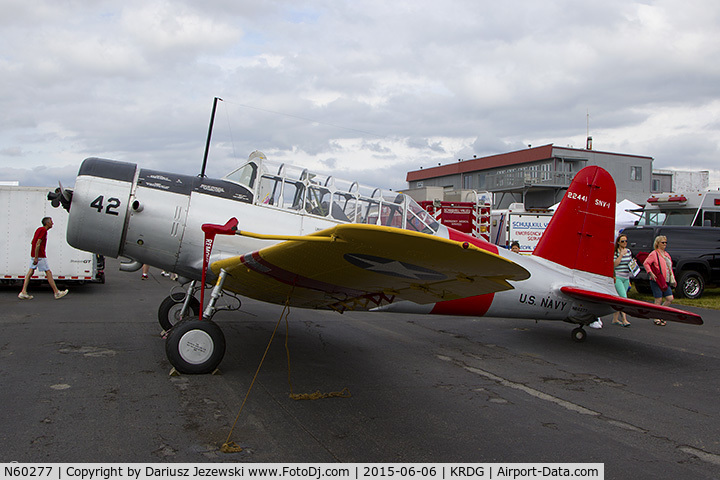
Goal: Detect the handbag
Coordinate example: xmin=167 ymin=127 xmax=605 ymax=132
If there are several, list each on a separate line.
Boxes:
xmin=649 ymin=251 xmax=668 ymax=290
xmin=628 ymin=257 xmax=641 ymax=277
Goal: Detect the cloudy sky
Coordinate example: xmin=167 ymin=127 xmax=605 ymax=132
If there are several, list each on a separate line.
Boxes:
xmin=2 ymin=0 xmax=720 ymax=191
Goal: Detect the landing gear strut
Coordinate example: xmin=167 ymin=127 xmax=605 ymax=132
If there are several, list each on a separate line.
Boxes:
xmin=158 ymin=280 xmax=201 ymax=331
xmin=164 ymin=270 xmax=232 ymax=374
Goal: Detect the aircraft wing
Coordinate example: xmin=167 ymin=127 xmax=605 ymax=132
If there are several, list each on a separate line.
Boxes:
xmin=211 ymin=223 xmax=530 ymax=311
xmin=561 ymin=286 xmax=703 ymax=325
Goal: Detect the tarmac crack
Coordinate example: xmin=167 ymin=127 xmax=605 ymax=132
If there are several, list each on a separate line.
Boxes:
xmin=436 ymin=353 xmax=720 ymax=468
xmin=436 ymin=354 xmax=600 ymax=417
xmin=678 ymin=446 xmax=720 ymax=466
xmin=57 ymin=344 xmax=118 ymax=357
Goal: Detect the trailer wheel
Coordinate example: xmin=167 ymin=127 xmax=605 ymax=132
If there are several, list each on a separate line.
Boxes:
xmin=165 ymin=319 xmax=226 ymax=374
xmin=158 ymin=295 xmax=200 ymax=331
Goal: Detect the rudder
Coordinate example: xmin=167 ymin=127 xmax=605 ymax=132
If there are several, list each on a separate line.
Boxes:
xmin=533 ymin=166 xmax=616 ymax=277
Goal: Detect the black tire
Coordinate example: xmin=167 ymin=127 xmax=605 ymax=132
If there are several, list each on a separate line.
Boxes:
xmin=158 ymin=295 xmax=201 ymax=331
xmin=165 ymin=319 xmax=226 ymax=374
xmin=571 ymin=327 xmax=587 ymax=343
xmin=676 ymin=270 xmax=705 ymax=299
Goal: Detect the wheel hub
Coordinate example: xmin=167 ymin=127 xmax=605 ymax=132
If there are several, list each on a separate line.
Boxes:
xmin=178 ymin=330 xmax=214 ymax=365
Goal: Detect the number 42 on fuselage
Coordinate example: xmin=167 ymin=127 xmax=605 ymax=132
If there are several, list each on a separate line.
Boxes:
xmin=50 ymin=151 xmax=702 ymax=374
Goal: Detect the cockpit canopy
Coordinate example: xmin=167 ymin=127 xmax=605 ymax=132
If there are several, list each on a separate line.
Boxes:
xmin=224 ymin=151 xmax=440 ymax=235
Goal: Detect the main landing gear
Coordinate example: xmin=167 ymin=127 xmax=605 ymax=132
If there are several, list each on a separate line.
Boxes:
xmin=158 ymin=281 xmax=201 ymax=331
xmin=165 ymin=318 xmax=226 ymax=374
xmin=160 ymin=271 xmax=237 ymax=374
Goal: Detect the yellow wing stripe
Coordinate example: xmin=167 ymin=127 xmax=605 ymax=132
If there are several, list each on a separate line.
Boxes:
xmin=236 ymin=229 xmax=342 ymax=243
xmin=212 ymin=224 xmax=529 ymax=310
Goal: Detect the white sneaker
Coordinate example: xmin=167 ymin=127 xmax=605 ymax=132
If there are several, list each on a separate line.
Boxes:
xmin=588 ymin=319 xmax=603 ymax=329
xmin=54 ymin=290 xmax=69 ymax=299
xmin=18 ymin=292 xmax=33 ymax=300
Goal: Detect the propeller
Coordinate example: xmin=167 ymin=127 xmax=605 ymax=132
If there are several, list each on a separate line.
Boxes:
xmin=47 ymin=181 xmax=73 ymax=212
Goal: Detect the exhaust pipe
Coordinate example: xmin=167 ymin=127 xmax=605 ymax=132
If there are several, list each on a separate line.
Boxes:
xmin=119 ymin=259 xmax=143 ymax=272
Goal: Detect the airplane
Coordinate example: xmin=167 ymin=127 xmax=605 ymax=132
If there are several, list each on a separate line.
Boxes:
xmin=49 ymin=151 xmax=703 ymax=374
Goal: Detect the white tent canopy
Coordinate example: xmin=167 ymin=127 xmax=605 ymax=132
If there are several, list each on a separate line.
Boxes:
xmin=616 ymin=199 xmax=642 ymax=237
xmin=548 ymin=199 xmax=642 ymax=239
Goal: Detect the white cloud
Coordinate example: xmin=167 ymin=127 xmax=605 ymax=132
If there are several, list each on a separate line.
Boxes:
xmin=2 ymin=0 xmax=720 ymax=190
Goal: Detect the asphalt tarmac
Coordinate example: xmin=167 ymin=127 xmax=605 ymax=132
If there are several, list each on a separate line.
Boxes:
xmin=1 ymin=258 xmax=719 ymax=478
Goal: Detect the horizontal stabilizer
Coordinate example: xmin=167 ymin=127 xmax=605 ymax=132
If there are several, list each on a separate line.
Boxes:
xmin=561 ymin=287 xmax=703 ymax=325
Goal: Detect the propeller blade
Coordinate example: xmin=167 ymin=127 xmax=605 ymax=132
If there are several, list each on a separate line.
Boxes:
xmin=47 ymin=187 xmax=62 ymax=208
xmin=47 ymin=182 xmax=73 ymax=212
xmin=59 ymin=181 xmax=71 ymax=202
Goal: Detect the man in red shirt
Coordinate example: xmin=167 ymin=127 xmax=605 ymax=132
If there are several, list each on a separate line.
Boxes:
xmin=18 ymin=217 xmax=69 ymax=300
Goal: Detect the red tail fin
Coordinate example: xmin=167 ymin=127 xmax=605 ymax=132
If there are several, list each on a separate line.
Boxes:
xmin=533 ymin=166 xmax=615 ymax=277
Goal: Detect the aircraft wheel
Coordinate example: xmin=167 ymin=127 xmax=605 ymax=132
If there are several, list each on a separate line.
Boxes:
xmin=571 ymin=327 xmax=587 ymax=343
xmin=165 ymin=319 xmax=226 ymax=374
xmin=158 ymin=295 xmax=201 ymax=331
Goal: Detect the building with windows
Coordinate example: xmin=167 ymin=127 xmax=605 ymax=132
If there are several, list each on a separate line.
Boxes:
xmin=405 ymin=144 xmax=654 ymax=209
xmin=651 ymin=169 xmax=709 ymax=193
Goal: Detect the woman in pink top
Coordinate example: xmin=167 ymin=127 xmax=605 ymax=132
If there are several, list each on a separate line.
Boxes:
xmin=642 ymin=235 xmax=676 ymax=326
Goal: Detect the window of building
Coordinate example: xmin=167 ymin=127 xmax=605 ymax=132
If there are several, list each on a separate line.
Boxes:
xmin=541 ymin=162 xmax=551 ymax=182
xmin=630 ymin=166 xmax=642 ymax=181
xmin=652 ymin=179 xmax=661 ymax=192
xmin=463 ymin=174 xmax=473 ymax=189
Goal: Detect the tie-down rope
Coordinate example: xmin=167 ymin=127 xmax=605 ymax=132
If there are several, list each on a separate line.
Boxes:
xmin=221 ymin=289 xmax=350 ymax=453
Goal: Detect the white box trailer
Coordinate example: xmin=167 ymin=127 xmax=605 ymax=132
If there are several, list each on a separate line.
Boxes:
xmin=490 ymin=203 xmax=554 ymax=254
xmin=1 ymin=186 xmax=104 ymax=284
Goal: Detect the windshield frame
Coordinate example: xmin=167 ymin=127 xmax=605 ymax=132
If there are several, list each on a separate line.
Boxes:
xmin=223 ymin=156 xmax=440 ymax=234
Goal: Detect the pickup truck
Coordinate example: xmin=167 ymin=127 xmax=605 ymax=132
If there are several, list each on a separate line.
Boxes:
xmin=622 ymin=225 xmax=720 ymax=299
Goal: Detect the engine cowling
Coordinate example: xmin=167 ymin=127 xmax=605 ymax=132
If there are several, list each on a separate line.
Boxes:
xmin=67 ymin=158 xmax=137 ymax=258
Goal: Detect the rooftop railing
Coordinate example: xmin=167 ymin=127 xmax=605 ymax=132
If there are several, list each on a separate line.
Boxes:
xmin=486 ymin=170 xmax=573 ymax=190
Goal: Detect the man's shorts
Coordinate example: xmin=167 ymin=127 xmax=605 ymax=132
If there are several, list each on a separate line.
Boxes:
xmin=28 ymin=258 xmax=50 ymax=272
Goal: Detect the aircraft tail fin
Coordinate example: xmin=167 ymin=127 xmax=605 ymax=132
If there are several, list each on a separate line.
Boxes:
xmin=533 ymin=166 xmax=616 ymax=277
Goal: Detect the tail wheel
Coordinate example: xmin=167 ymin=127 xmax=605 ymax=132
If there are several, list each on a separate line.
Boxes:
xmin=165 ymin=319 xmax=226 ymax=374
xmin=571 ymin=327 xmax=587 ymax=343
xmin=158 ymin=295 xmax=201 ymax=331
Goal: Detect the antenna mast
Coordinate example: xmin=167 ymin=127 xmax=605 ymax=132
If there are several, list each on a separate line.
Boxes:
xmin=586 ymin=109 xmax=592 ymax=150
xmin=200 ymin=96 xmax=223 ymax=178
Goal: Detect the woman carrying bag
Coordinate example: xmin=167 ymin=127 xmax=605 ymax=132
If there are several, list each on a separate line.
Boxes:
xmin=642 ymin=235 xmax=676 ymax=326
xmin=612 ymin=234 xmax=634 ymax=327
